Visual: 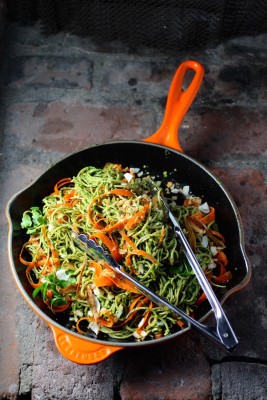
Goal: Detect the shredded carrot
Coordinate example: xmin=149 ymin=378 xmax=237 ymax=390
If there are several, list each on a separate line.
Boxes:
xmin=92 ymin=259 xmax=139 ymax=293
xmin=158 ymin=227 xmax=165 ymax=247
xmin=19 ymin=238 xmax=39 ymax=266
xmin=200 ymin=207 xmax=215 ymax=225
xmin=177 ymin=320 xmax=185 ymax=328
xmin=88 ymin=189 xmax=136 ymax=232
xmin=48 ymin=302 xmax=70 ymax=313
xmin=115 ymin=295 xmax=149 ymax=327
xmin=195 ymin=292 xmax=207 ymax=306
xmin=92 ymin=232 xmax=121 ymax=262
xmin=216 ymin=250 xmax=228 ymax=267
xmin=125 ymin=203 xmax=149 ymax=230
xmin=53 ymin=177 xmax=72 ymax=195
xmin=76 ymin=315 xmax=115 ymax=334
xmin=121 ymin=230 xmax=158 ymax=266
xmin=25 ymin=261 xmax=42 ymax=288
xmin=191 ymin=210 xmax=203 ymax=221
xmin=136 ymin=300 xmax=153 ymax=334
xmin=211 ymin=271 xmax=232 ymax=284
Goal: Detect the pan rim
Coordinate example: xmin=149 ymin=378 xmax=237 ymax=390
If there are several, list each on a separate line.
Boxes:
xmin=6 ymin=139 xmax=252 ymax=347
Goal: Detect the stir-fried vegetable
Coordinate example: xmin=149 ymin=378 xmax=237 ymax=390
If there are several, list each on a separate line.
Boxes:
xmin=20 ymin=163 xmax=232 ymax=341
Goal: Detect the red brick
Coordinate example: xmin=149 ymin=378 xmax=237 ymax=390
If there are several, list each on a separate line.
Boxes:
xmin=5 ymin=101 xmax=156 ymax=153
xmin=180 ymin=106 xmax=267 ymax=158
xmin=209 ymin=167 xmax=266 ymax=235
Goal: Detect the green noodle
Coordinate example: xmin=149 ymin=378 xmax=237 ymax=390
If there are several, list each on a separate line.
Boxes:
xmin=21 ymin=163 xmax=224 ymax=341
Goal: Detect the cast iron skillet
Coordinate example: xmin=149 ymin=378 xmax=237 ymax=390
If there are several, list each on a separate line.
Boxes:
xmin=6 ymin=61 xmax=251 ymax=364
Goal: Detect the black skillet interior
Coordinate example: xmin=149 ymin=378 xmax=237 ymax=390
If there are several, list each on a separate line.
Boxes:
xmin=8 ymin=141 xmax=250 ymax=342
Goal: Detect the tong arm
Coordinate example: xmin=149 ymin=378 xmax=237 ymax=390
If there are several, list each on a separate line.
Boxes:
xmin=72 ymin=231 xmax=238 ymax=351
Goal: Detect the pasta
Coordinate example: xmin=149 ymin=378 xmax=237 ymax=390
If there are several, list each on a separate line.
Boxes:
xmin=20 ymin=163 xmax=231 ymax=341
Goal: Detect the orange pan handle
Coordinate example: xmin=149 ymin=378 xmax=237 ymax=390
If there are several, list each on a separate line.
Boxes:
xmin=49 ymin=324 xmax=123 ymax=364
xmin=144 ymin=60 xmax=204 ymax=152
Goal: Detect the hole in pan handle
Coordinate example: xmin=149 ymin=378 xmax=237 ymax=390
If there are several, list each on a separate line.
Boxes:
xmin=144 ymin=60 xmax=204 ymax=151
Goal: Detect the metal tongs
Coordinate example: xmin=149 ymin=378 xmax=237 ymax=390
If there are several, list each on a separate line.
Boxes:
xmin=71 ymin=183 xmax=238 ymax=351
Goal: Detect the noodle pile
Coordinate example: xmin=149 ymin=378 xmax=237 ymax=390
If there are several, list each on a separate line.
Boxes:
xmin=20 ymin=163 xmax=231 ymax=341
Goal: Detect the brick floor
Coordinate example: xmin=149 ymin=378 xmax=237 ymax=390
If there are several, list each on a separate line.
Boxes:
xmin=0 ymin=22 xmax=266 ymax=399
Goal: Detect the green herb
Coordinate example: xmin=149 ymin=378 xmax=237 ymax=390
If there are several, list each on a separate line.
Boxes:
xmin=21 ymin=207 xmax=45 ymax=234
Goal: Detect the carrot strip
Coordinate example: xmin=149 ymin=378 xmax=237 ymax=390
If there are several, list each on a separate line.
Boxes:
xmin=216 ymin=250 xmax=228 ymax=267
xmin=92 ymin=259 xmax=139 ymax=292
xmin=136 ymin=300 xmax=153 ymax=334
xmin=177 ymin=320 xmax=185 ymax=328
xmin=211 ymin=271 xmax=232 ymax=284
xmin=76 ymin=315 xmax=115 ymax=334
xmin=40 ymin=226 xmax=60 ymax=268
xmin=112 ymin=164 xmax=123 ymax=171
xmin=26 ymin=261 xmax=42 ymax=288
xmin=191 ymin=210 xmax=203 ymax=221
xmin=92 ymin=232 xmax=121 ymax=262
xmin=49 ymin=302 xmax=70 ymax=313
xmin=53 ymin=177 xmax=72 ymax=195
xmin=120 ymin=230 xmax=138 ymax=251
xmin=195 ymin=292 xmax=207 ymax=306
xmin=121 ymin=231 xmax=158 ymax=265
xmin=115 ymin=295 xmax=149 ymax=327
xmin=94 ymin=275 xmax=114 ymax=287
xmin=19 ymin=238 xmax=39 ymax=266
xmin=111 ymin=276 xmax=140 ymax=293
xmin=88 ymin=189 xmax=135 ymax=231
xmin=125 ymin=203 xmax=149 ymax=230
xmin=108 ymin=189 xmax=134 ymax=197
xmin=158 ymin=227 xmax=165 ymax=247
xmin=200 ymin=207 xmax=215 ymax=225
xmin=102 ymin=220 xmax=130 ymax=233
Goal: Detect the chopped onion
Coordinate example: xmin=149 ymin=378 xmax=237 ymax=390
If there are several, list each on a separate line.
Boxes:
xmin=130 ymin=167 xmax=140 ymax=174
xmin=133 ymin=331 xmax=141 ymax=339
xmin=171 ymin=188 xmax=179 ymax=194
xmin=56 ymin=269 xmax=69 ymax=281
xmin=115 ymin=304 xmax=124 ymax=320
xmin=182 ymin=185 xmax=190 ymax=196
xmin=119 ymin=248 xmax=127 ymax=255
xmin=207 ymin=262 xmax=217 ymax=269
xmin=201 ymin=235 xmax=209 ymax=248
xmin=100 ymin=307 xmax=107 ymax=316
xmin=124 ymin=172 xmax=134 ymax=182
xmin=93 ymin=287 xmax=102 ymax=297
xmin=140 ymin=330 xmax=148 ymax=338
xmin=198 ymin=202 xmax=210 ymax=214
xmin=210 ymin=246 xmax=218 ymax=256
xmin=138 ymin=264 xmax=144 ymax=274
xmin=48 ymin=223 xmax=55 ymax=232
xmin=89 ymin=321 xmax=100 ymax=335
xmin=74 ymin=309 xmax=83 ymax=318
